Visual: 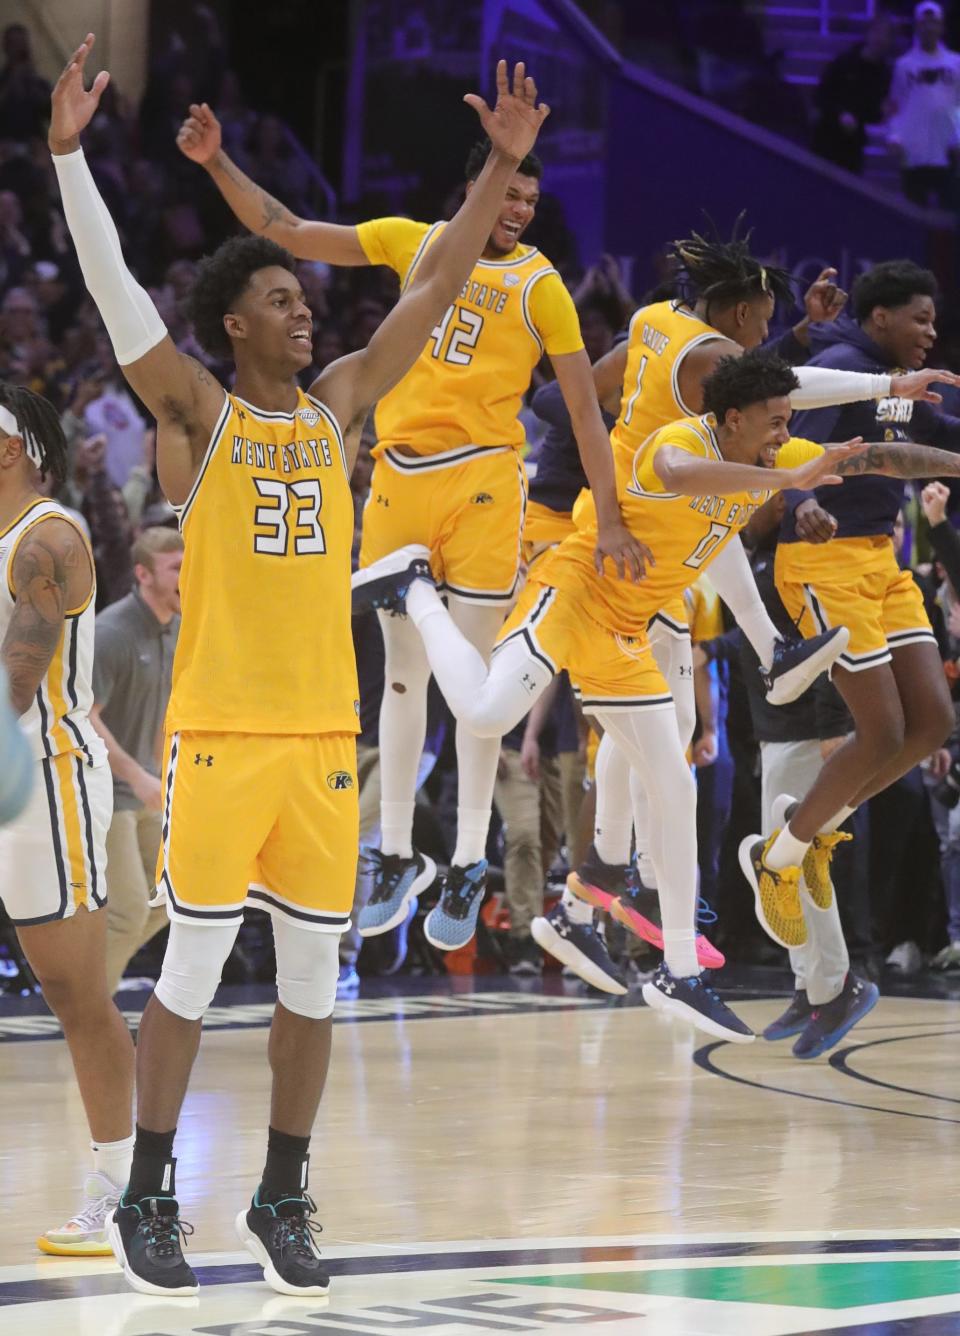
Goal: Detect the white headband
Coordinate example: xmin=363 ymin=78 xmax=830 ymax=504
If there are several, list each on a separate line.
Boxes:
xmin=0 ymin=403 xmax=44 ymax=469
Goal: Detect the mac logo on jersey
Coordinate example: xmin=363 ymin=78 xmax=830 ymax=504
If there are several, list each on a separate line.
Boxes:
xmin=504 ymin=272 xmax=521 ymax=287
xmin=298 ymin=407 xmax=321 ymax=427
xmin=327 ymin=770 xmax=354 ymax=790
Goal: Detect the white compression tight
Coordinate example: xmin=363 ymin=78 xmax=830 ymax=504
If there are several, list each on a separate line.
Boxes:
xmin=406 ymin=581 xmax=700 ymax=977
xmin=154 ymin=918 xmax=340 ymax=1021
xmin=597 ymin=623 xmax=696 ymax=885
xmin=378 ymin=598 xmax=506 ymax=864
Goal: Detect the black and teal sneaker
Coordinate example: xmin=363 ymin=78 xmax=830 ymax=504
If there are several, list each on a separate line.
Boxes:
xmin=107 ymin=1195 xmax=197 ymax=1296
xmin=423 ymin=859 xmax=488 ymax=951
xmin=236 ymin=1190 xmax=329 ymax=1296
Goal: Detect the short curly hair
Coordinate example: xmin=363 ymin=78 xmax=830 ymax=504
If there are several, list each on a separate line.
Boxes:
xmin=852 ymin=260 xmax=937 ymax=323
xmin=188 ymin=235 xmax=298 ymax=359
xmin=464 ymin=137 xmax=542 ymax=182
xmin=701 ymin=350 xmax=799 ymax=423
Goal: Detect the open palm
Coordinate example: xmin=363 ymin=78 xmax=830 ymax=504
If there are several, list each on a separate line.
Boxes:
xmin=464 ymin=60 xmax=550 ymax=163
xmin=50 ymin=33 xmax=110 ymax=145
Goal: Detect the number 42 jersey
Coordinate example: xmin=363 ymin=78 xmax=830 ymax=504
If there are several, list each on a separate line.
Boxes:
xmin=165 ymin=390 xmax=360 ymax=737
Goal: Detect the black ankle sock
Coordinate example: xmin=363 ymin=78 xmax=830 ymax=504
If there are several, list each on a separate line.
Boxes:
xmin=127 ymin=1125 xmax=177 ymax=1200
xmin=259 ymin=1127 xmax=310 ymax=1200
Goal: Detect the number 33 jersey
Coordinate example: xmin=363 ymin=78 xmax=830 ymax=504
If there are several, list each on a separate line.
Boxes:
xmin=165 ymin=390 xmax=360 ymax=736
xmin=356 ymin=217 xmax=583 ymax=456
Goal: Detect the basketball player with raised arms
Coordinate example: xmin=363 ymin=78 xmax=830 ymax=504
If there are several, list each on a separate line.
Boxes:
xmin=176 ymin=99 xmax=648 ymax=957
xmin=52 ymin=35 xmax=552 ymax=1298
xmin=0 ymin=382 xmax=135 ymax=1257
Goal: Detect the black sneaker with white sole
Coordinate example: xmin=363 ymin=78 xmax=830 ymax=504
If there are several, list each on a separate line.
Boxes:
xmin=351 ymin=544 xmax=434 ymax=616
xmin=762 ymin=627 xmax=849 ymax=706
xmin=531 ymin=903 xmax=627 ymax=996
xmin=107 ymin=1195 xmax=197 ymax=1297
xmin=236 ymin=1191 xmax=329 ymax=1297
xmin=642 ymin=963 xmax=754 ymax=1043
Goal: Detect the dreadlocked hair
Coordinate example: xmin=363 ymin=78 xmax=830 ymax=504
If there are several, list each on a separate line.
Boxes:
xmin=670 ymin=214 xmax=795 ymax=314
xmin=0 ymin=381 xmax=68 ymax=484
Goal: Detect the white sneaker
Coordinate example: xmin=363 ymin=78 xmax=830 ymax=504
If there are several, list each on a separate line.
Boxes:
xmin=885 ymin=940 xmax=923 ymax=975
xmin=37 ymin=1171 xmax=120 ymax=1256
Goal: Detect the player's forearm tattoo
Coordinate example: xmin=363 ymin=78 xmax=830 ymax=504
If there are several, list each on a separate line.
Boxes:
xmin=1 ymin=530 xmax=80 ymax=713
xmin=835 ymin=442 xmax=960 ymax=479
xmin=214 ymin=153 xmax=295 ymax=232
xmin=260 ymin=193 xmax=294 ymax=230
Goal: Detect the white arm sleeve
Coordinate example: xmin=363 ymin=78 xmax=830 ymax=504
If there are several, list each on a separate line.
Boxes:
xmin=790 ymin=365 xmax=891 ymax=410
xmin=53 ymin=148 xmax=167 ymax=366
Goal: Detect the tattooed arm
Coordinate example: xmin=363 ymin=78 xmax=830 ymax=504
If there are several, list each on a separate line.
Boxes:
xmin=1 ymin=519 xmax=92 ymax=715
xmin=834 ymin=441 xmax=960 ymax=479
xmin=177 ymin=104 xmax=369 ymax=265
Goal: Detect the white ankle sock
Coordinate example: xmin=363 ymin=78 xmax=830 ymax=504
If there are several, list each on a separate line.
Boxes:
xmin=561 ymin=883 xmax=593 ymax=925
xmin=819 ymin=805 xmax=855 ymax=835
xmin=663 ymin=928 xmax=700 ymax=978
xmin=452 ymin=807 xmax=489 ymax=867
xmin=767 ymin=825 xmax=810 ymax=871
xmin=91 ymin=1134 xmax=134 ymax=1190
xmin=381 ymin=802 xmax=415 ymax=859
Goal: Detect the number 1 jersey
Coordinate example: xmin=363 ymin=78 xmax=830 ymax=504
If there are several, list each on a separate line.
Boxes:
xmin=165 ymin=390 xmax=360 ymax=736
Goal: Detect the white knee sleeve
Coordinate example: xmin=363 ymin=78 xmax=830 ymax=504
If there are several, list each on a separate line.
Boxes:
xmin=274 ymin=917 xmax=341 ymax=1020
xmin=154 ymin=921 xmax=239 ymax=1021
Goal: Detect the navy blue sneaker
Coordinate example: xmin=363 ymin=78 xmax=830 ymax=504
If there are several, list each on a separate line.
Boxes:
xmin=763 ymin=989 xmax=812 ymax=1041
xmin=358 ymin=848 xmax=436 ymax=937
xmin=423 ymin=860 xmax=488 ymax=951
xmin=642 ymin=964 xmax=754 ymax=1043
xmin=531 ymin=902 xmax=627 ymax=995
xmin=351 ymin=544 xmax=434 ymax=615
xmin=107 ymin=1195 xmax=197 ymax=1296
xmin=792 ymin=974 xmax=879 ymax=1060
xmin=236 ymin=1190 xmax=329 ymax=1296
xmin=762 ymin=628 xmax=849 ymax=706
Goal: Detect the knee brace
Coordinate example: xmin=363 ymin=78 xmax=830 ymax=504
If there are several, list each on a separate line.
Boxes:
xmin=274 ymin=917 xmax=341 ymax=1020
xmin=153 ymin=920 xmax=239 ymax=1021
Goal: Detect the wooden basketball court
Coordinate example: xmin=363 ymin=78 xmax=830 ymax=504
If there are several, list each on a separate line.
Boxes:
xmin=2 ymin=977 xmax=959 ymax=1333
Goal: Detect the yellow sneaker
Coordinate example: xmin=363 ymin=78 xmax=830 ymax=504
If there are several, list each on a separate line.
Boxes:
xmin=802 ymin=830 xmax=852 ymax=911
xmin=738 ymin=832 xmax=807 ymax=949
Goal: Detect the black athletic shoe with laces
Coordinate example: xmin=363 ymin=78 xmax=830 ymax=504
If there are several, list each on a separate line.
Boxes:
xmin=351 ymin=544 xmax=434 ymax=615
xmin=762 ymin=628 xmax=849 ymax=706
xmin=763 ymin=988 xmax=813 ymax=1041
xmin=236 ymin=1190 xmax=330 ymax=1296
xmin=107 ymin=1195 xmax=197 ymax=1296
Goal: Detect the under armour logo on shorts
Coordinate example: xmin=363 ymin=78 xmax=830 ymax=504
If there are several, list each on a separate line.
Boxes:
xmin=194 ymin=753 xmax=214 ymax=766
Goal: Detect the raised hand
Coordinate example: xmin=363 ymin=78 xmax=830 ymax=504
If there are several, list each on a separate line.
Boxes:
xmin=49 ymin=33 xmax=110 ymax=151
xmin=890 ymin=367 xmax=960 ymax=404
xmin=803 ymin=267 xmax=847 ymax=325
xmin=176 ymin=103 xmax=222 ymax=166
xmin=921 ymin=480 xmax=950 ymax=527
xmin=464 ymin=60 xmax=550 ymax=164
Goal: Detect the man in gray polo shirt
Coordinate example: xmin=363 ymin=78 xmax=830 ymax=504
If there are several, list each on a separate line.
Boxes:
xmin=91 ymin=526 xmax=182 ymax=992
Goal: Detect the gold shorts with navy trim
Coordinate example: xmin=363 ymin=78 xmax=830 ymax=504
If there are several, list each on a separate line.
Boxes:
xmin=522 ymin=498 xmax=576 ymax=574
xmin=360 ymin=445 xmax=528 ymax=605
xmin=155 ymin=731 xmax=358 ymax=932
xmin=494 ymin=580 xmax=674 ymax=713
xmin=776 ymin=535 xmax=935 ymax=673
xmin=0 ymin=753 xmax=111 ymax=926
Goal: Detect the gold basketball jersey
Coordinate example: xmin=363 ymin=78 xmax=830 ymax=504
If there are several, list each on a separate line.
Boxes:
xmin=610 ymin=301 xmax=726 ymax=471
xmin=166 ymin=390 xmax=359 ymax=736
xmin=356 ymin=217 xmax=583 ymax=456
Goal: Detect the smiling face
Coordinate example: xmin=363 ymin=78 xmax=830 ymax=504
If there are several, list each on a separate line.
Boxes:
xmin=466 ymin=169 xmax=540 ymax=257
xmin=866 ymin=293 xmax=937 ymax=370
xmin=718 ymin=395 xmax=793 ymax=466
xmin=225 ymin=266 xmax=314 ymax=372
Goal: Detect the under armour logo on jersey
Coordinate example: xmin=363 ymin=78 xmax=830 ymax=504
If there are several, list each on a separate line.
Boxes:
xmin=376 ymin=493 xmax=390 ymax=507
xmin=194 ymin=753 xmax=214 ymax=766
xmin=471 ymin=492 xmax=494 ymax=505
xmin=327 ymin=770 xmax=354 ymax=790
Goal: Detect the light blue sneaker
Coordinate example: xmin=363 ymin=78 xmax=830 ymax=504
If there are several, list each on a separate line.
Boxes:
xmin=423 ymin=860 xmax=488 ymax=952
xmin=357 ymin=848 xmax=436 ymax=937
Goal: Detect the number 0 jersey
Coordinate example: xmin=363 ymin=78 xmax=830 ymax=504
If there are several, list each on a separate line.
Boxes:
xmin=166 ymin=390 xmax=359 ymax=736
xmin=356 ymin=217 xmax=583 ymax=457
xmin=534 ymin=416 xmax=820 ymax=636
xmin=610 ymin=300 xmax=726 ymax=472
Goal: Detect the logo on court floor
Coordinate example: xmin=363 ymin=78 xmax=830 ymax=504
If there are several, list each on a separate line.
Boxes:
xmin=327 ymin=770 xmax=354 ymax=790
